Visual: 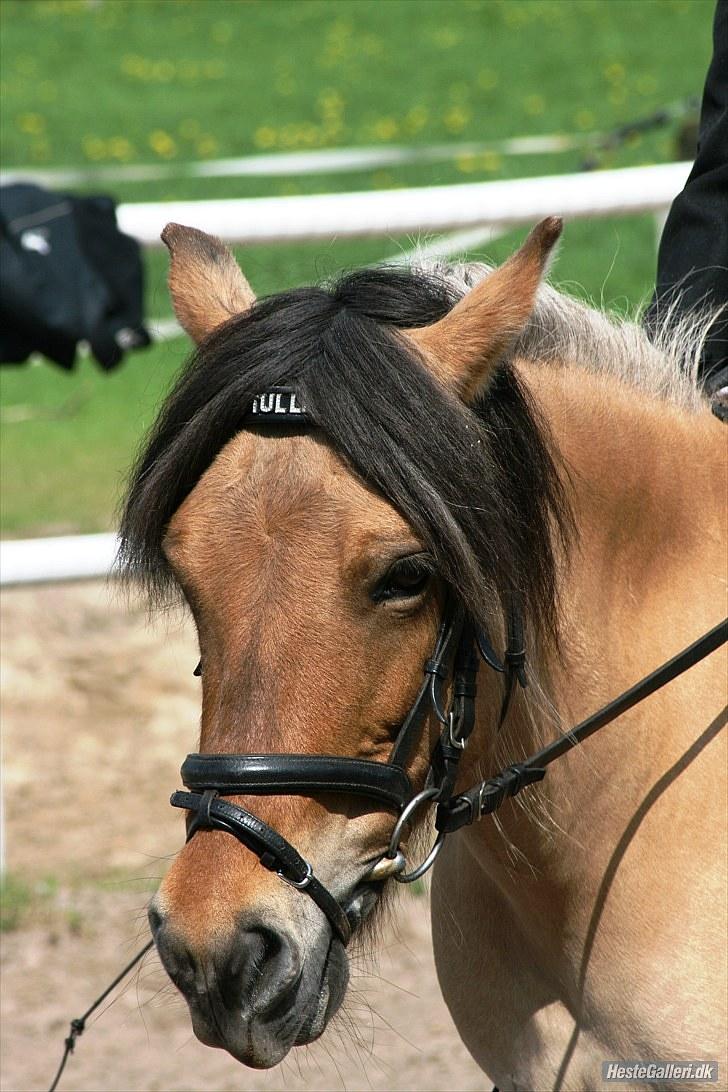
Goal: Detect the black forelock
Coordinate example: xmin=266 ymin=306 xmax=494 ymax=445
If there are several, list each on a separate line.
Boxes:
xmin=118 ymin=264 xmax=570 ymax=642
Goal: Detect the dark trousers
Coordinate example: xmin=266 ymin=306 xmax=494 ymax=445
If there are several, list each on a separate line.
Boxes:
xmin=644 ymin=0 xmax=728 ymax=394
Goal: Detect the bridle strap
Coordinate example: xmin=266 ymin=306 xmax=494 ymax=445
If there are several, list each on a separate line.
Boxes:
xmin=387 ymin=600 xmax=463 ymax=768
xmin=171 ymin=789 xmax=352 ymax=945
xmin=437 ymin=616 xmax=728 ymax=834
xmin=180 ymin=754 xmax=412 ymax=810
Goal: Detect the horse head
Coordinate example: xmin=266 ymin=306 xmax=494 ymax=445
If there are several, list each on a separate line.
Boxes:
xmin=121 ymin=218 xmax=565 ymax=1067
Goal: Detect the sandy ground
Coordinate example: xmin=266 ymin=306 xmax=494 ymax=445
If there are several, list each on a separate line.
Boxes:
xmin=1 ymin=582 xmax=486 ymax=1092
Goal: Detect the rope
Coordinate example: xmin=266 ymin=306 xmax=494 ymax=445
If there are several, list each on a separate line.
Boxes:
xmin=48 ymin=939 xmax=154 ymax=1092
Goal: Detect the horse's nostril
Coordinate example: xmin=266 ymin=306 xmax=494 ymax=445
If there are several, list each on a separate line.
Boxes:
xmin=147 ymin=903 xmax=164 ymax=937
xmin=219 ymin=926 xmax=301 ymax=1016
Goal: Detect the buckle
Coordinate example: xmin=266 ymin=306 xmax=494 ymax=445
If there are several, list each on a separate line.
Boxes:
xmin=277 ymin=860 xmax=313 ymax=890
xmin=447 ymin=709 xmax=468 ymax=751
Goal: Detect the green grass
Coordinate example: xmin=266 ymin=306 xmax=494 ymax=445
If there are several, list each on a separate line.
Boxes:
xmin=0 ymin=0 xmax=715 ymax=535
xmin=0 ymin=872 xmax=64 ymax=931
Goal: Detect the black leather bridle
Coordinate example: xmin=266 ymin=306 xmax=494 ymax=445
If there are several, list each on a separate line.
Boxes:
xmin=170 ymin=386 xmax=728 ymax=948
xmin=171 ymin=594 xmax=528 ymax=945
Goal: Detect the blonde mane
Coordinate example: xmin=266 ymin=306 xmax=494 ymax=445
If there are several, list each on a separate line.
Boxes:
xmin=433 ymin=260 xmax=716 ymax=413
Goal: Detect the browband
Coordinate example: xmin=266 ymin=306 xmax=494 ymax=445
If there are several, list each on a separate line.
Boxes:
xmin=240 ymin=386 xmax=313 ymax=428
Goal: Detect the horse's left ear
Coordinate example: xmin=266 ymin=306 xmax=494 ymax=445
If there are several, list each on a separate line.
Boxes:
xmin=406 ymin=216 xmax=562 ymax=402
xmin=161 ymin=223 xmax=256 ymax=344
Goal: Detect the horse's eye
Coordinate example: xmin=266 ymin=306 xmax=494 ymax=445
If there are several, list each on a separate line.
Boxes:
xmin=373 ymin=555 xmax=433 ymax=603
xmin=193 ymin=661 xmax=202 ymax=677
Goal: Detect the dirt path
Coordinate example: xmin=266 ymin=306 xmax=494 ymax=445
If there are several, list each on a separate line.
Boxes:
xmin=1 ymin=582 xmax=486 ymax=1092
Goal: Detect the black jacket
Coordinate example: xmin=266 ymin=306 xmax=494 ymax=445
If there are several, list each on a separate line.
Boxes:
xmin=0 ymin=182 xmax=150 ymax=371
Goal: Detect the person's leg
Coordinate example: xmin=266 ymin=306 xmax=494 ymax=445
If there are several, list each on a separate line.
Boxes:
xmin=644 ymin=0 xmax=728 ymax=400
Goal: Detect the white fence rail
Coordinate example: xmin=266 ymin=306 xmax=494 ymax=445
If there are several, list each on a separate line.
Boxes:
xmin=1 ymin=534 xmax=119 ymax=587
xmin=3 ymin=160 xmax=689 ymax=586
xmin=117 ymin=161 xmax=690 ymax=247
xmin=0 ymin=133 xmax=601 ymax=188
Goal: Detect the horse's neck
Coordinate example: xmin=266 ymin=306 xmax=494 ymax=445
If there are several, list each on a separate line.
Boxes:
xmin=465 ymin=358 xmax=726 ymax=899
xmin=438 ymin=361 xmax=726 ymax=1075
xmin=522 ymin=360 xmax=725 ymax=692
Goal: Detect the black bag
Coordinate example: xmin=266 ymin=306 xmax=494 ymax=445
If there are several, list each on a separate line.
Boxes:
xmin=0 ymin=182 xmax=151 ymax=371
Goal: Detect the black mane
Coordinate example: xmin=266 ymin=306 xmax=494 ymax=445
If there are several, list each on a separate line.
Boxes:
xmin=119 ymin=265 xmax=571 ymax=642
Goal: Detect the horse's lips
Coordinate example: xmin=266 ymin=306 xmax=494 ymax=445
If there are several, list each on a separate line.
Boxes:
xmin=186 ymin=935 xmax=349 ymax=1068
xmin=295 ymin=935 xmax=349 ymax=1045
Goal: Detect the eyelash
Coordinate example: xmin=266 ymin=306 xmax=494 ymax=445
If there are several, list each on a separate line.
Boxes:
xmin=372 ymin=554 xmax=433 ymax=603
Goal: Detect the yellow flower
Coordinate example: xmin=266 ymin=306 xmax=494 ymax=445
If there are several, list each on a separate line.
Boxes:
xmin=152 ymin=60 xmax=176 ymax=83
xmin=148 ymin=130 xmax=177 ymax=158
xmin=318 ymin=89 xmax=345 ymax=118
xmin=120 ymin=54 xmax=143 ymax=78
xmin=481 ymin=150 xmax=502 ymax=174
xmin=203 ymin=61 xmax=226 ymax=80
xmin=279 ymin=124 xmax=301 ymax=149
xmin=196 ymin=135 xmax=218 ymax=157
xmin=371 ymin=117 xmax=399 ymax=141
xmin=604 ymin=62 xmax=625 ymax=84
xmin=297 ymin=123 xmax=321 ymax=147
xmin=109 ymin=136 xmax=135 ymax=161
xmin=503 ymin=5 xmax=527 ymax=28
xmin=574 ymin=109 xmax=595 ymax=130
xmin=404 ymin=106 xmax=428 ymax=134
xmin=430 ymin=26 xmax=461 ymax=48
xmin=524 ymin=94 xmax=545 ymax=117
xmin=254 ymin=126 xmax=277 ymax=149
xmin=444 ymin=105 xmax=471 ymax=134
xmin=636 ymin=74 xmax=657 ymax=95
xmin=82 ymin=136 xmax=107 ymax=161
xmin=456 ymin=154 xmax=477 ymax=174
xmin=18 ymin=113 xmax=45 ymax=135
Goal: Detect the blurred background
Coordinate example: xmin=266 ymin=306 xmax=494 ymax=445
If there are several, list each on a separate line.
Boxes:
xmin=0 ymin=0 xmax=715 ymax=540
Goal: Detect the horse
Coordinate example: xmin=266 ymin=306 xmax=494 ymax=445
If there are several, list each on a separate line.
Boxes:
xmin=119 ymin=218 xmax=727 ymax=1091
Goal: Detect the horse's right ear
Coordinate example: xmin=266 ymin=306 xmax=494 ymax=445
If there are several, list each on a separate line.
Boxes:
xmin=161 ymin=223 xmax=256 ymax=344
xmin=405 ymin=217 xmax=562 ymax=402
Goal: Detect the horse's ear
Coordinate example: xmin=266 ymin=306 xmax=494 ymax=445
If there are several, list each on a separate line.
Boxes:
xmin=406 ymin=216 xmax=562 ymax=402
xmin=161 ymin=223 xmax=256 ymax=344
